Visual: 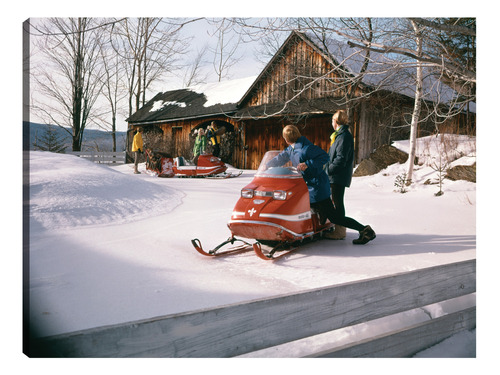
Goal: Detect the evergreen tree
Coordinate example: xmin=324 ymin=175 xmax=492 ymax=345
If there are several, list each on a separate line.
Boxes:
xmin=33 ymin=126 xmax=68 ymax=153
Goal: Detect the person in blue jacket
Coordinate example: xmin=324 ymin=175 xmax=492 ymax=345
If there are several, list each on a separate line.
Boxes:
xmin=267 ymin=125 xmax=331 ymax=205
xmin=325 ymin=110 xmax=376 ymax=244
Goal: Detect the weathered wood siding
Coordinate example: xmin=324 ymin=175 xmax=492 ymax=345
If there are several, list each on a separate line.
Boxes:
xmin=243 ymin=37 xmax=347 ymax=107
xmin=237 ymin=116 xmax=335 ymax=170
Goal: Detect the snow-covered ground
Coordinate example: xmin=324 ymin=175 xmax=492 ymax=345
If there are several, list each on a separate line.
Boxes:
xmin=20 ymin=134 xmax=484 ymax=369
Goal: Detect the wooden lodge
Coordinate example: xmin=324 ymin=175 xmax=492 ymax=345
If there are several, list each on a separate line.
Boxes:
xmin=127 ymin=31 xmax=475 ymax=170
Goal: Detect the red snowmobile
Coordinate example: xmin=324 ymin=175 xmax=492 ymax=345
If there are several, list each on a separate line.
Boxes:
xmin=173 ymin=154 xmax=227 ymax=177
xmin=146 ymin=150 xmax=241 ymax=178
xmin=191 ymin=151 xmax=334 ymax=260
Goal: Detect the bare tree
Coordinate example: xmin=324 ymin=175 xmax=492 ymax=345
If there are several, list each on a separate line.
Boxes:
xmin=30 ymin=17 xmax=108 ymax=151
xmin=183 ymin=45 xmax=210 ymax=87
xmin=208 ymin=18 xmax=244 ymax=82
xmin=233 ymin=17 xmax=385 ymax=119
xmin=297 ymin=17 xmax=374 ymax=124
xmin=234 ymin=18 xmax=474 ymax=169
xmin=96 ymin=24 xmax=128 ymax=152
xmin=112 ymin=18 xmax=190 ymax=117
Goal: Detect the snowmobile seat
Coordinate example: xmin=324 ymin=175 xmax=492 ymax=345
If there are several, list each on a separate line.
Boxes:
xmin=176 ymin=156 xmax=194 ymax=166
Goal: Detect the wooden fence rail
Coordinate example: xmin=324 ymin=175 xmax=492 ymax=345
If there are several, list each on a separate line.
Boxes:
xmin=32 ymin=259 xmax=475 ymax=358
xmin=68 ymin=151 xmax=126 ymax=164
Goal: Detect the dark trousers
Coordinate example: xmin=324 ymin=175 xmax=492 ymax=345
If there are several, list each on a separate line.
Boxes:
xmin=212 ymin=144 xmax=220 ymax=157
xmin=310 ymin=184 xmax=365 ymax=232
xmin=331 ymin=183 xmax=346 ymax=217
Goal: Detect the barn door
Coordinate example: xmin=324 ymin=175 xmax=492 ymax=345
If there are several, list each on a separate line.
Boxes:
xmin=172 ymin=126 xmax=182 ymax=157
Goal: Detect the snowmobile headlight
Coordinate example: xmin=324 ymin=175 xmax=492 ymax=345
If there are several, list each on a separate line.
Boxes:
xmin=241 ymin=188 xmax=254 ymax=198
xmin=273 ymin=190 xmax=287 ymax=200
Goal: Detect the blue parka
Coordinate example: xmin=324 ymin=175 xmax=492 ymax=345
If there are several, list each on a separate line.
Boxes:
xmin=267 ymin=136 xmax=330 ymax=203
xmin=327 ymin=125 xmax=354 ymax=187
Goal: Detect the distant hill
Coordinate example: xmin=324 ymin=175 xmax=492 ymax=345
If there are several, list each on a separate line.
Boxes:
xmin=27 ymin=122 xmax=127 ymax=152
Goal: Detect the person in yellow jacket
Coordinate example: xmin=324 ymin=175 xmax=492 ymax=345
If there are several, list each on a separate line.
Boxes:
xmin=206 ymin=121 xmax=221 ymax=157
xmin=132 ymin=127 xmax=144 ymax=174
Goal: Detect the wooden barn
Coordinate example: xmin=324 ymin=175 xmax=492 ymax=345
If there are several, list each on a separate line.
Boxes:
xmin=125 ymin=76 xmax=256 ymax=164
xmin=127 ymin=31 xmax=475 ymax=170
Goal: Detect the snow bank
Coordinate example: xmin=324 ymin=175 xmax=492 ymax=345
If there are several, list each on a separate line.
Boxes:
xmin=392 ymin=134 xmax=476 ymax=166
xmin=29 ymin=151 xmax=183 ymax=231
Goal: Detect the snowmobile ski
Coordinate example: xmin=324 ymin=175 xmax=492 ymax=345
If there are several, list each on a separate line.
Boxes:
xmin=191 ymin=237 xmax=253 ymax=257
xmin=252 ymin=241 xmax=300 ymax=261
xmin=252 ymin=226 xmax=335 ymax=260
xmin=206 ymin=170 xmax=243 ymax=179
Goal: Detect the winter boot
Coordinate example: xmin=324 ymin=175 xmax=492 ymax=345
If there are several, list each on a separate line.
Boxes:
xmin=319 ymin=211 xmax=328 ymax=225
xmin=353 ymin=225 xmax=376 ymax=245
xmin=324 ymin=225 xmax=346 ymax=240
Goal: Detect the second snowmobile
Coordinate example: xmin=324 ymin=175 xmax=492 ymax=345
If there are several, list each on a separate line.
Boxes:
xmin=146 ymin=150 xmax=241 ymax=178
xmin=173 ymin=154 xmax=227 ymax=177
xmin=191 ymin=151 xmax=334 ymax=260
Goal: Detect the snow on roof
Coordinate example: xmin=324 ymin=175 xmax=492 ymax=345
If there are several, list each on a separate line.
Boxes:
xmin=128 ymin=76 xmax=258 ymax=123
xmin=188 ymin=76 xmax=258 ymax=107
xmin=149 ymin=100 xmax=187 ymax=112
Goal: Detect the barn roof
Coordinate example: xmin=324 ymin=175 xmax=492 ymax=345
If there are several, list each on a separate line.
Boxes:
xmin=127 ymin=76 xmax=257 ymax=125
xmin=238 ymin=31 xmax=475 ymax=114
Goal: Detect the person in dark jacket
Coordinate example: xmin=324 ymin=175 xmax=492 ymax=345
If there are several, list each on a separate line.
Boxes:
xmin=324 ymin=110 xmax=376 ymax=244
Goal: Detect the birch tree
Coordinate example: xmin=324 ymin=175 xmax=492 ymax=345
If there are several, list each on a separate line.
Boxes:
xmin=406 ymin=20 xmax=424 ymax=184
xmin=298 ymin=17 xmax=374 ymax=125
xmin=233 ymin=17 xmax=379 ymax=123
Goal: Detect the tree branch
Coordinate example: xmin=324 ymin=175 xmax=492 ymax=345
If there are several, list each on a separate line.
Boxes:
xmin=408 ymin=18 xmax=476 ymax=37
xmin=346 ymin=40 xmax=476 ymax=83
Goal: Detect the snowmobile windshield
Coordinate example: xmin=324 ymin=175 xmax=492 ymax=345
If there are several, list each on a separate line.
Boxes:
xmin=256 ymin=151 xmax=301 ymax=178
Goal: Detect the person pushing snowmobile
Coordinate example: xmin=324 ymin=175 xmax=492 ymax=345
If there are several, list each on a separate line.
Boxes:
xmin=267 ymin=125 xmax=331 ymax=206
